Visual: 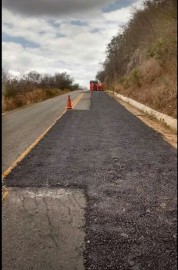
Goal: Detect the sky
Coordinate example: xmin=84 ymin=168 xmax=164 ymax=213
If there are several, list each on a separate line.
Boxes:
xmin=2 ymin=0 xmax=144 ymax=88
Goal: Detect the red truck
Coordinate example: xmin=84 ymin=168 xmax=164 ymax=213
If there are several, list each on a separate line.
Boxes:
xmin=90 ymin=80 xmax=104 ymax=91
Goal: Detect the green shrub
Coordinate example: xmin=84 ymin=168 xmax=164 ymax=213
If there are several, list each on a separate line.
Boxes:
xmin=130 ymin=69 xmax=142 ymax=87
xmin=118 ymin=76 xmax=126 ymax=84
xmin=3 ymin=84 xmax=16 ymax=98
xmin=147 ymin=38 xmax=172 ymax=65
xmin=118 ymin=76 xmax=130 ymax=89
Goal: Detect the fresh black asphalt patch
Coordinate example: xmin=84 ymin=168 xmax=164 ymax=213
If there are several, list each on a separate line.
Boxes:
xmin=3 ymin=92 xmax=177 ymax=269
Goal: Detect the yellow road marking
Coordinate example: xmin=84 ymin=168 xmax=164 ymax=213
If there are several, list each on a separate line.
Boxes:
xmin=72 ymin=93 xmax=84 ymax=108
xmin=2 ymin=191 xmax=9 ymax=201
xmin=2 ymin=186 xmax=10 ymax=202
xmin=2 ymin=93 xmax=83 ymax=181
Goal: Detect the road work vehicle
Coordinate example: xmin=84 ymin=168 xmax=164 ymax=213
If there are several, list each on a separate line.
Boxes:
xmin=90 ymin=80 xmax=104 ymax=91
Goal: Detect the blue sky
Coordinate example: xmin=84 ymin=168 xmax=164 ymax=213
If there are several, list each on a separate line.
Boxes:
xmin=2 ymin=0 xmax=144 ymax=87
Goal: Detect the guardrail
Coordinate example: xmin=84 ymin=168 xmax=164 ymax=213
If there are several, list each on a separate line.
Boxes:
xmin=107 ymin=90 xmax=177 ymax=131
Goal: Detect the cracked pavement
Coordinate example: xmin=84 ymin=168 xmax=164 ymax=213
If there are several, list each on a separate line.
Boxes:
xmin=2 ymin=188 xmax=86 ymax=270
xmin=2 ymin=92 xmax=177 ymax=269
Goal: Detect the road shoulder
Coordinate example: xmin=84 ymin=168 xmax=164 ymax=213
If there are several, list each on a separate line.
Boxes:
xmin=107 ymin=92 xmax=177 ymax=149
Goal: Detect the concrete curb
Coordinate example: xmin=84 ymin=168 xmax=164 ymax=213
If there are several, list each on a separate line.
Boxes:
xmin=107 ymin=90 xmax=177 ymax=131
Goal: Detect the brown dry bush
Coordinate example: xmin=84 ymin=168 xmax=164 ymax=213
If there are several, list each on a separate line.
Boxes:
xmin=2 ymin=88 xmax=71 ymax=112
xmin=2 ymin=71 xmax=79 ymax=112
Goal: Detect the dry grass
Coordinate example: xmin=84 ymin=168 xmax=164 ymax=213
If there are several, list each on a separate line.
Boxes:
xmin=99 ymin=0 xmax=177 ymax=119
xmin=141 ymin=58 xmax=163 ymax=83
xmin=114 ymin=57 xmax=177 ymax=118
xmin=2 ymin=88 xmax=70 ymax=112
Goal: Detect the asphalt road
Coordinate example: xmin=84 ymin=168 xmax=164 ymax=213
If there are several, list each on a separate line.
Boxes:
xmin=2 ymin=90 xmax=83 ymax=172
xmin=3 ymin=92 xmax=177 ymax=269
xmin=3 ymin=187 xmax=86 ymax=270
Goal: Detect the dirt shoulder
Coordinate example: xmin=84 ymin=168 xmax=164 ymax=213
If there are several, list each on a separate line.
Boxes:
xmin=108 ymin=92 xmax=177 ymax=149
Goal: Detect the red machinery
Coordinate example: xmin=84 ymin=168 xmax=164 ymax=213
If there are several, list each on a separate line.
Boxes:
xmin=90 ymin=80 xmax=104 ymax=91
xmin=97 ymin=83 xmax=104 ymax=91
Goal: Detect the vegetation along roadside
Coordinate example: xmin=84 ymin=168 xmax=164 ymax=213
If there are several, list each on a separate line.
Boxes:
xmin=2 ymin=70 xmax=80 ymax=112
xmin=96 ymin=0 xmax=177 ymax=118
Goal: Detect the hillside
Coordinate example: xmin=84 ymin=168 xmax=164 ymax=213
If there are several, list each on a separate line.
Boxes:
xmin=96 ymin=0 xmax=177 ymax=118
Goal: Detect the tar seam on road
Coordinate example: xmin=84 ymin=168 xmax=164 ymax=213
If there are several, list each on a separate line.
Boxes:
xmin=2 ymin=93 xmax=83 ymax=185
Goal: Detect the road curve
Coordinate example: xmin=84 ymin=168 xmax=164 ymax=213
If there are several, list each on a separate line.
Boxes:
xmin=2 ymin=90 xmax=83 ymax=172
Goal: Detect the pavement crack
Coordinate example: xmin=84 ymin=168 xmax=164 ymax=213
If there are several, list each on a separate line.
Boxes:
xmin=42 ymin=197 xmax=59 ymax=248
xmin=19 ymin=193 xmax=31 ymax=215
xmin=34 ymin=193 xmax=39 ymax=210
xmin=71 ymin=192 xmax=84 ymax=210
xmin=57 ymin=196 xmax=73 ymax=224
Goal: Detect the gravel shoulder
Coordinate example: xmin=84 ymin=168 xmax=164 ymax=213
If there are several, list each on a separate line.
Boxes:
xmin=107 ymin=92 xmax=177 ymax=149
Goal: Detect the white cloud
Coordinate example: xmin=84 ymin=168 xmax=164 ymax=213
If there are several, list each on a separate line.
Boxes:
xmin=2 ymin=0 xmax=115 ymax=16
xmin=8 ymin=70 xmax=21 ymax=77
xmin=103 ymin=7 xmax=132 ymax=23
xmin=2 ymin=1 xmax=144 ymax=87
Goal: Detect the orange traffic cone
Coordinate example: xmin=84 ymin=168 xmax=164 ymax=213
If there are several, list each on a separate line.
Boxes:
xmin=66 ymin=95 xmax=72 ymax=110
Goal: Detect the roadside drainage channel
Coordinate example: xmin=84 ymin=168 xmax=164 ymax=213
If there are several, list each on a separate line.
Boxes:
xmin=107 ymin=90 xmax=177 ymax=131
xmin=73 ymin=92 xmax=91 ymax=110
xmin=2 ymin=187 xmax=86 ymax=270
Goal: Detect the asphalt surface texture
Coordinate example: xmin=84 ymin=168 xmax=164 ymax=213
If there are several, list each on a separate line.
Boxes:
xmin=3 ymin=91 xmax=177 ymax=270
xmin=3 ymin=187 xmax=86 ymax=270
